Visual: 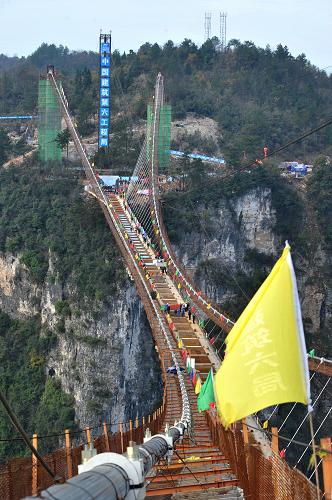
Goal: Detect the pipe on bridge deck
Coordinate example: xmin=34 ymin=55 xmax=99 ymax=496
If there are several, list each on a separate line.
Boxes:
xmin=24 ymin=426 xmax=183 ymax=500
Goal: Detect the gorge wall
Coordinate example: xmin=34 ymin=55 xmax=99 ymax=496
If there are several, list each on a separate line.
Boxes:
xmin=168 ymin=182 xmax=332 ymax=357
xmin=165 ymin=177 xmax=332 ymax=464
xmin=0 ymin=252 xmax=162 ymax=428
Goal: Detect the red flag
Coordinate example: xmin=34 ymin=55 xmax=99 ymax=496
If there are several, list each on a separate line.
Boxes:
xmin=280 ymin=449 xmax=286 ymax=458
xmin=209 ymin=337 xmax=215 ymax=345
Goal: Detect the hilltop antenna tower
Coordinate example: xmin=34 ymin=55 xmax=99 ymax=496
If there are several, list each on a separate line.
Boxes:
xmin=219 ymin=12 xmax=227 ymax=50
xmin=204 ymin=12 xmax=212 ymax=41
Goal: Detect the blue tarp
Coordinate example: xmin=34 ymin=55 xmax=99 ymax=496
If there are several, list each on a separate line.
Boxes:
xmin=291 ymin=165 xmax=308 ymax=174
xmin=169 ymin=149 xmax=225 ymax=164
xmin=0 ymin=115 xmax=35 ymax=120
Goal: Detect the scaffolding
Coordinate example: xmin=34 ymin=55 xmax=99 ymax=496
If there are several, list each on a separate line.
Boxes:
xmin=219 ymin=12 xmax=227 ymax=50
xmin=158 ymin=105 xmax=171 ymax=171
xmin=204 ymin=12 xmax=212 ymax=41
xmin=146 ymin=103 xmax=171 ymax=171
xmin=146 ymin=103 xmax=154 ymax=162
xmin=38 ymin=78 xmax=62 ymax=162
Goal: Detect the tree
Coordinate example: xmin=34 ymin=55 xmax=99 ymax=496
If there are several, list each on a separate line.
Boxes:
xmin=34 ymin=378 xmax=77 ymax=451
xmin=0 ymin=130 xmax=11 ymax=166
xmin=55 ymin=128 xmax=70 ymax=158
xmin=187 ymin=159 xmax=206 ymax=190
xmin=12 ymin=137 xmax=27 ymax=156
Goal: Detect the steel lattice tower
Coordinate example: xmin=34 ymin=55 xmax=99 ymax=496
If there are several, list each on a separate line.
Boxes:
xmin=204 ymin=12 xmax=212 ymax=41
xmin=219 ymin=12 xmax=227 ymax=50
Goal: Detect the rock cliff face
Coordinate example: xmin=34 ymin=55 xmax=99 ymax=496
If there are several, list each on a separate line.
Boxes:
xmin=171 ymin=187 xmax=332 ymax=355
xmin=176 ymin=188 xmax=277 ymax=270
xmin=171 ymin=188 xmax=278 ymax=306
xmin=168 ymin=184 xmax=332 ymax=456
xmin=0 ymin=253 xmax=162 ymax=427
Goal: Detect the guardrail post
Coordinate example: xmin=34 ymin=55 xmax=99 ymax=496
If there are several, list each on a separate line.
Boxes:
xmin=321 ymin=437 xmax=332 ymax=500
xmin=120 ymin=422 xmax=124 ymax=453
xmin=103 ymin=422 xmax=110 ymax=452
xmin=242 ymin=419 xmax=249 ymax=444
xmin=271 ymin=427 xmax=279 ymax=455
xmin=31 ymin=433 xmax=38 ymax=495
xmin=85 ymin=427 xmax=91 ymax=446
xmin=65 ymin=429 xmax=73 ymax=478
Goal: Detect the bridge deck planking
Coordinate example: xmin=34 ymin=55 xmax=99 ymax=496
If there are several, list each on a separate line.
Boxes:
xmin=106 ymin=194 xmax=238 ymax=495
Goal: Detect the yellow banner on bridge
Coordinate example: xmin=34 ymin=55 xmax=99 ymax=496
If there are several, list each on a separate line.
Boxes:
xmin=215 ymin=244 xmax=311 ymax=428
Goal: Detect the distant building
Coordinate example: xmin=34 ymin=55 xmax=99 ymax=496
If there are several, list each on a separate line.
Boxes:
xmin=279 ymin=161 xmax=313 ymax=177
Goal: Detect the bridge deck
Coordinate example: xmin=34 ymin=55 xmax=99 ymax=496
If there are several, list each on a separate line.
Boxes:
xmin=106 ymin=194 xmax=239 ymax=496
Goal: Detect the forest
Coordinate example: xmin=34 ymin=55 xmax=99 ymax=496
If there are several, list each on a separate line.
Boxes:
xmin=1 ymin=38 xmax=332 ymax=169
xmin=0 ymin=160 xmax=127 ymax=460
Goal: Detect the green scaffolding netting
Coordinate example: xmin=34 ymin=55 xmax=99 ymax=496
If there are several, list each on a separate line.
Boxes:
xmin=158 ymin=105 xmax=171 ymax=171
xmin=146 ymin=103 xmax=171 ymax=171
xmin=38 ymin=79 xmax=62 ymax=162
xmin=146 ymin=103 xmax=154 ymax=163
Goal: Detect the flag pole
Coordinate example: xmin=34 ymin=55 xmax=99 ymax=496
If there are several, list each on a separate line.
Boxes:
xmin=308 ymin=411 xmax=321 ymax=499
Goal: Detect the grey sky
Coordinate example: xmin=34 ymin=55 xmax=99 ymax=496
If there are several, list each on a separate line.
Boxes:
xmin=0 ymin=0 xmax=331 ymax=70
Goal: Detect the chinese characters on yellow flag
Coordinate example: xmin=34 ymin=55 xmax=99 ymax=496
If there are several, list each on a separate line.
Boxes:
xmin=215 ymin=244 xmax=311 ymax=428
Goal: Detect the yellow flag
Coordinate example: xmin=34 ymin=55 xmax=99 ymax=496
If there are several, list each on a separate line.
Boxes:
xmin=263 ymin=420 xmax=268 ymax=429
xmin=178 ymin=339 xmax=183 ymax=349
xmin=195 ymin=376 xmax=202 ymax=395
xmin=215 ymin=244 xmax=310 ymax=428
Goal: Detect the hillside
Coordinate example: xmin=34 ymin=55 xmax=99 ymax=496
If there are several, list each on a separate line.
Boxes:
xmin=1 ymin=39 xmax=332 ymax=169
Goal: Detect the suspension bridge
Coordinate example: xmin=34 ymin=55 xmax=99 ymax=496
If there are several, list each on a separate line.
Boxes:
xmin=1 ymin=67 xmax=332 ymax=500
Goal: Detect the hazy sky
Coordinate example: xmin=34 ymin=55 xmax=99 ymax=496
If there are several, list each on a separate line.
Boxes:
xmin=0 ymin=0 xmax=331 ymax=70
